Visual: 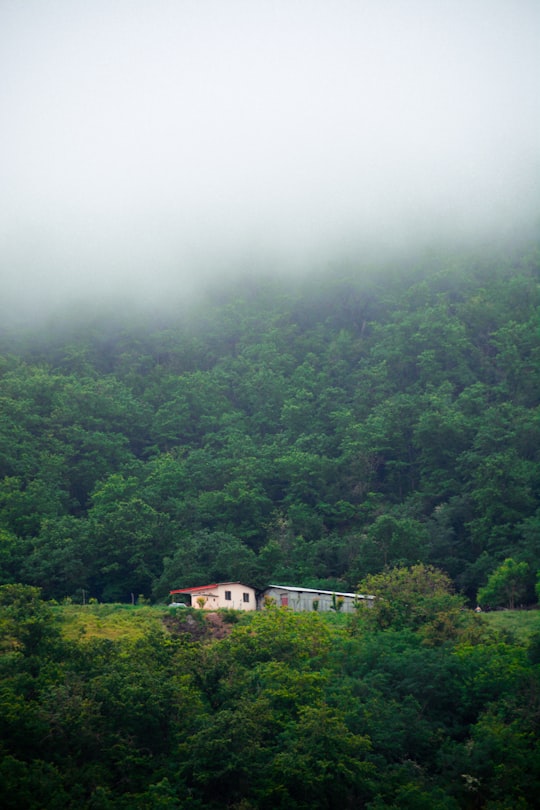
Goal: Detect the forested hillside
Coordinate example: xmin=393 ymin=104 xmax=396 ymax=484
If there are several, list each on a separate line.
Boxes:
xmin=1 ymin=582 xmax=539 ymax=809
xmin=1 ymin=244 xmax=539 ymax=604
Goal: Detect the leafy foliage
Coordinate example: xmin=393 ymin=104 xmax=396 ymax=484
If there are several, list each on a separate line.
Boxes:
xmin=0 ymin=244 xmax=538 ymax=602
xmin=477 ymin=558 xmax=530 ymax=610
xmin=1 ymin=587 xmax=539 ymax=808
xmin=357 ymin=563 xmax=465 ymax=635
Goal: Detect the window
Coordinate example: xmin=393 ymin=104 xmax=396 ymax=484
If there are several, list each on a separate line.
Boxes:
xmin=243 ymin=592 xmax=250 ymax=603
xmin=225 ymin=590 xmax=232 ymax=601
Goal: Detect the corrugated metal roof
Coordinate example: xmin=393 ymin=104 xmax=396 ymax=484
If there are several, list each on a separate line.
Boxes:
xmin=268 ymin=585 xmax=374 ymax=599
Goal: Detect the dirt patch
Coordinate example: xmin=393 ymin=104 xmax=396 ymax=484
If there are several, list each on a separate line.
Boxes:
xmin=162 ymin=611 xmax=209 ymax=641
xmin=162 ymin=610 xmax=235 ymax=641
xmin=205 ymin=612 xmax=234 ymax=640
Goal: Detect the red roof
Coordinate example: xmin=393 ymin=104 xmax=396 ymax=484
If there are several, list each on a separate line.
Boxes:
xmin=169 ymin=583 xmax=218 ymax=595
xmin=169 ymin=582 xmax=245 ymax=595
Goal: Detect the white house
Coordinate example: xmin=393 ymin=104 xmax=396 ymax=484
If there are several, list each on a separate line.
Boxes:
xmin=169 ymin=582 xmax=257 ymax=611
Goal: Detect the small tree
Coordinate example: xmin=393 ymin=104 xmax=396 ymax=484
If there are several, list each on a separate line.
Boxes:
xmin=357 ymin=564 xmax=463 ymax=631
xmin=477 ymin=558 xmax=529 ymax=610
xmin=0 ymin=584 xmax=59 ymax=656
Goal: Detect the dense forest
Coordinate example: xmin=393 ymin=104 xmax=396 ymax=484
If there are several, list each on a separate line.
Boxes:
xmin=1 ymin=243 xmax=540 ymax=807
xmin=1 ymin=579 xmax=539 ymax=808
xmin=0 ymin=242 xmax=539 ymax=605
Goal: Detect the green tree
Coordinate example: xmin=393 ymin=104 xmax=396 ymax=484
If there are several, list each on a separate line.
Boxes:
xmin=154 ymin=530 xmax=261 ymax=598
xmin=20 ymin=516 xmax=90 ymax=599
xmin=357 ymin=564 xmax=465 ymax=632
xmin=0 ymin=528 xmax=25 ymax=584
xmin=0 ymin=583 xmax=59 ymax=658
xmin=355 ymin=514 xmax=429 ymax=575
xmin=86 ymin=475 xmax=172 ymax=601
xmin=477 ymin=558 xmax=529 ymax=610
xmin=272 ymin=704 xmax=374 ymax=808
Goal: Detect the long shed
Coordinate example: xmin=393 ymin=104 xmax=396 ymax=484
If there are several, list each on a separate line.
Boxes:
xmin=262 ymin=585 xmax=374 ymax=613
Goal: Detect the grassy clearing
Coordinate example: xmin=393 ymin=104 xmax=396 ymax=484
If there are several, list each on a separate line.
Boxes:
xmin=54 ymin=603 xmax=169 ymax=642
xmin=482 ymin=608 xmax=540 ymax=642
xmin=52 ymin=603 xmax=353 ymax=643
xmin=52 ymin=603 xmax=540 ymax=646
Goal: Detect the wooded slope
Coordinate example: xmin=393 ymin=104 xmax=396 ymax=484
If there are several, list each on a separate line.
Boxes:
xmin=0 ymin=243 xmax=539 ymax=602
xmin=1 ymin=582 xmax=539 ymax=808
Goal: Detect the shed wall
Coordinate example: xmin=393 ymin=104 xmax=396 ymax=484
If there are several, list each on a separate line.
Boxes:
xmin=263 ymin=587 xmax=372 ymax=613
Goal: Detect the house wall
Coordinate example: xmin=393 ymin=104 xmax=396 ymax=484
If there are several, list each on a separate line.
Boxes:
xmin=216 ymin=583 xmax=256 ymax=610
xmin=179 ymin=583 xmax=256 ymax=610
xmin=189 ymin=590 xmax=221 ymax=610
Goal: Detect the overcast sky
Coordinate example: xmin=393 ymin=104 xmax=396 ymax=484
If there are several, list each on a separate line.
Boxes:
xmin=1 ymin=0 xmax=539 ymax=318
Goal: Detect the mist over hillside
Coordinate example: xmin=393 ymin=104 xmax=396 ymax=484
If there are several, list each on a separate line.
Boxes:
xmin=0 ymin=0 xmax=539 ymax=612
xmin=1 ymin=0 xmax=539 ymax=322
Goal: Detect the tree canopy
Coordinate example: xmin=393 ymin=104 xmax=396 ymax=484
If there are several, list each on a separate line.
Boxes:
xmin=0 ymin=583 xmax=539 ymax=808
xmin=0 ymin=242 xmax=538 ymax=603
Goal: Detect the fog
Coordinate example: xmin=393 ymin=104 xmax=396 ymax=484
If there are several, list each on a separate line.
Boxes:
xmin=1 ymin=0 xmax=539 ymax=321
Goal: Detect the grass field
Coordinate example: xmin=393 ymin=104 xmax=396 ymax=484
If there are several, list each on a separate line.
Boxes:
xmin=51 ymin=602 xmax=540 ymax=645
xmin=481 ymin=608 xmax=540 ymax=642
xmin=54 ymin=603 xmax=170 ymax=642
xmin=53 ymin=602 xmax=351 ymax=643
